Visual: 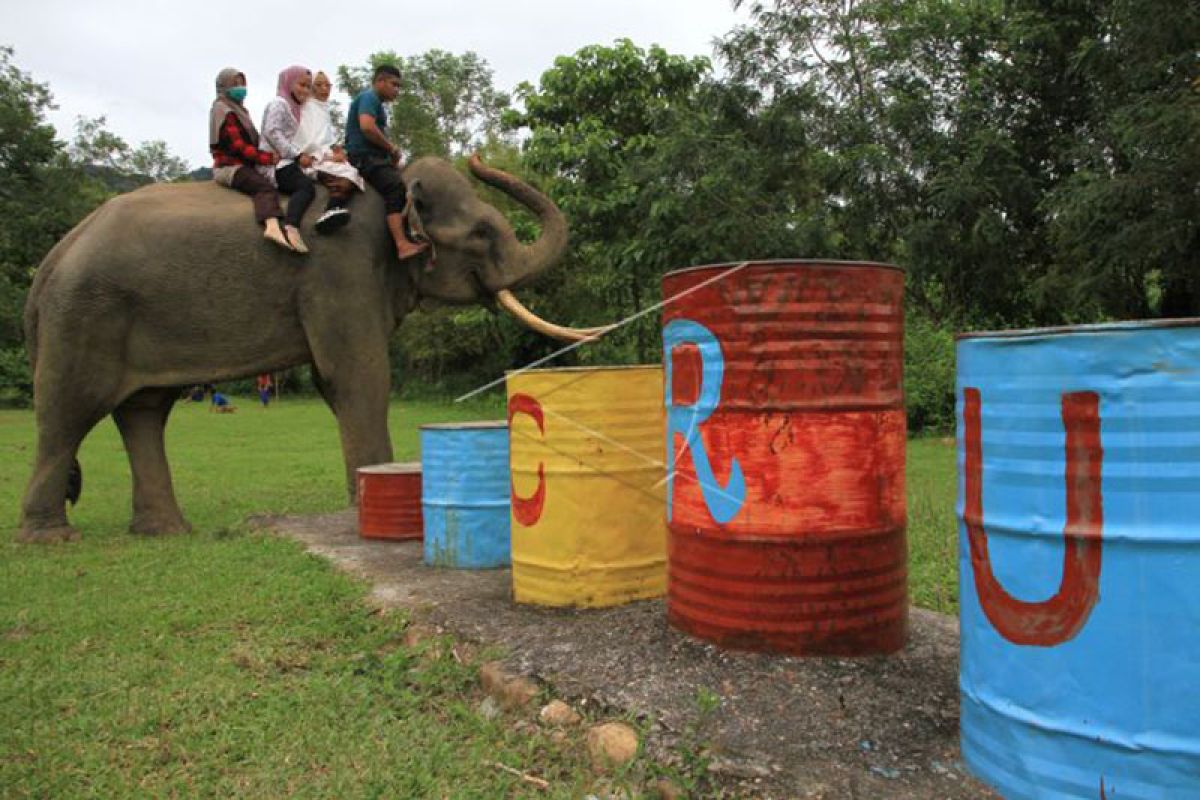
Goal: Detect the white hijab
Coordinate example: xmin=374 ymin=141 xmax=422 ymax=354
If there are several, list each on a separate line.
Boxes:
xmin=293 ymin=98 xmax=337 ymax=158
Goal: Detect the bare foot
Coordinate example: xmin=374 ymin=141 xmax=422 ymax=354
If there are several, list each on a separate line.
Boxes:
xmin=264 ymin=219 xmax=296 ymax=252
xmin=395 ymin=237 xmax=430 ymax=261
xmin=284 ymin=225 xmax=309 ymax=254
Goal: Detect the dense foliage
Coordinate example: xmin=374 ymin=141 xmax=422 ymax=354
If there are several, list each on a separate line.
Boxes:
xmin=2 ymin=3 xmax=1196 ymax=429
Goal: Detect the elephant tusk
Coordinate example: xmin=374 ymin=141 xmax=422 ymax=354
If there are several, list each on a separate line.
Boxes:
xmin=495 ymin=289 xmax=614 ymax=343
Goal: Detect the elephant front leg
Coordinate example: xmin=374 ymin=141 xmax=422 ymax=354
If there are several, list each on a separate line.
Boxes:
xmin=313 ymin=356 xmax=395 ymax=504
xmin=113 ymin=389 xmax=191 ymax=535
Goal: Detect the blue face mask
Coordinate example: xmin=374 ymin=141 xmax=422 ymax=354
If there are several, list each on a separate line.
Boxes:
xmin=226 ymin=86 xmax=247 ymax=103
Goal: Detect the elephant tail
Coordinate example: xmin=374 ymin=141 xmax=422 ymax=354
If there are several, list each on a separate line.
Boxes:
xmin=66 ymin=458 xmax=82 ymax=506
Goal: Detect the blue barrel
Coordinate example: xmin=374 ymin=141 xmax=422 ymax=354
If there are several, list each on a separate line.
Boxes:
xmin=420 ymin=421 xmax=511 ymax=569
xmin=957 ymin=321 xmax=1200 ymax=799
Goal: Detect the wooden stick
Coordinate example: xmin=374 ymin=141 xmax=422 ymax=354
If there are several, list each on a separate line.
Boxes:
xmin=485 ymin=761 xmax=550 ymax=791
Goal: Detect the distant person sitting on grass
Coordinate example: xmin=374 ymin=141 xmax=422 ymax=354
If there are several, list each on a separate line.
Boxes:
xmin=210 ymin=391 xmax=236 ymax=413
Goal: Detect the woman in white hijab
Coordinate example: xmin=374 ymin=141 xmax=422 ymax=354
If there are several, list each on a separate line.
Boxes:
xmin=292 ymin=71 xmax=364 ymax=233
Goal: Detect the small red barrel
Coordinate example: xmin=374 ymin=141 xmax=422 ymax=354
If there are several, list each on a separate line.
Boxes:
xmin=662 ymin=260 xmax=907 ymax=655
xmin=357 ymin=462 xmax=423 ymax=541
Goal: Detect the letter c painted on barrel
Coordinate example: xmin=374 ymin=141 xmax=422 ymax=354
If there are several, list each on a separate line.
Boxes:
xmin=963 ymin=388 xmax=1104 ymax=647
xmin=664 ymin=319 xmax=746 ymax=525
xmin=508 ymin=393 xmax=546 ymax=527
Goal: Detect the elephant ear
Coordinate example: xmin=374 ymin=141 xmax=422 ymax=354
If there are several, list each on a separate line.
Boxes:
xmin=403 ymin=178 xmax=430 ymax=243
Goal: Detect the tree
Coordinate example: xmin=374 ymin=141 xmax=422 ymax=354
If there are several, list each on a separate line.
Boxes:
xmin=0 ymin=47 xmax=108 ymax=402
xmin=1045 ymin=0 xmax=1200 ymax=317
xmin=337 ymin=50 xmax=513 ymax=159
xmin=505 ymin=40 xmax=715 ymax=362
xmin=70 ymin=115 xmax=190 ymax=187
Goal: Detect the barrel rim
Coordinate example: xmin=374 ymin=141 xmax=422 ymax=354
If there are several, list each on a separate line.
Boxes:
xmin=662 ymin=259 xmax=904 ymax=280
xmin=419 ymin=420 xmax=507 ymax=430
xmin=958 ymin=317 xmax=1200 ymax=341
xmin=357 ymin=461 xmax=421 ymax=474
xmin=505 ymin=364 xmax=662 ymax=377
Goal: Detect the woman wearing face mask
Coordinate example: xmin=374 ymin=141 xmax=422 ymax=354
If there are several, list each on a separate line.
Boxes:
xmin=292 ymin=70 xmax=362 ymax=233
xmin=209 ymin=68 xmax=294 ymax=252
xmin=260 ymin=65 xmax=319 ymax=254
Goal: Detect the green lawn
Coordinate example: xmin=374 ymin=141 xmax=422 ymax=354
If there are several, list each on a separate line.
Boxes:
xmin=0 ymin=397 xmax=960 ymax=797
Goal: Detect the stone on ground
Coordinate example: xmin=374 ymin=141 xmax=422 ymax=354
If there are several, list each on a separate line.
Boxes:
xmin=539 ymin=699 xmax=582 ymax=727
xmin=479 ymin=661 xmax=539 ymax=709
xmin=586 ymin=722 xmax=639 ymax=772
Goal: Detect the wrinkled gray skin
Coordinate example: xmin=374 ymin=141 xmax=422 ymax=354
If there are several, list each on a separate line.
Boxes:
xmin=18 ymin=156 xmax=567 ymax=542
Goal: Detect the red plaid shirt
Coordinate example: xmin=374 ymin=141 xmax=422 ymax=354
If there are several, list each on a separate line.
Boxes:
xmin=211 ymin=112 xmax=276 ymax=168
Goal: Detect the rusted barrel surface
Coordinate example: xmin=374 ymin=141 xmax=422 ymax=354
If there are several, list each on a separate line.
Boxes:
xmin=661 ymin=260 xmax=907 ymax=655
xmin=357 ymin=462 xmax=423 ymax=541
xmin=508 ymin=365 xmax=666 ymax=608
xmin=958 ymin=321 xmax=1200 ymax=798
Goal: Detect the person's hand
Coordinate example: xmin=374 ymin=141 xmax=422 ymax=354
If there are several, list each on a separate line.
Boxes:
xmin=329 ymin=150 xmax=347 ymax=163
xmin=298 ymin=153 xmax=314 ymax=168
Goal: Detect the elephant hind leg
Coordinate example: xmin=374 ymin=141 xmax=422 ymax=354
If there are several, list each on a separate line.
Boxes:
xmin=19 ymin=396 xmax=110 ymax=543
xmin=113 ymin=388 xmax=191 ymax=536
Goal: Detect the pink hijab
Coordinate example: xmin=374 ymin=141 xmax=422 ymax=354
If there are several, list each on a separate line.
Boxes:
xmin=275 ymin=65 xmax=311 ymax=121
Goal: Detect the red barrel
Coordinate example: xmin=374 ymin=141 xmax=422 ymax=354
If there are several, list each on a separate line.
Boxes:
xmin=662 ymin=260 xmax=907 ymax=655
xmin=357 ymin=462 xmax=423 ymax=541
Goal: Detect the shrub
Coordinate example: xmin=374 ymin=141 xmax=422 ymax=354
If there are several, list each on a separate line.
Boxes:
xmin=0 ymin=346 xmax=32 ymax=406
xmin=904 ymin=312 xmax=956 ymax=434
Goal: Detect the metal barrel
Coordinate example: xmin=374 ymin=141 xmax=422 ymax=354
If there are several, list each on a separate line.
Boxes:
xmin=507 ymin=365 xmax=666 ymax=607
xmin=420 ymin=421 xmax=511 ymax=569
xmin=957 ymin=320 xmax=1200 ymax=798
xmin=357 ymin=461 xmax=423 ymax=541
xmin=661 ymin=260 xmax=907 ymax=656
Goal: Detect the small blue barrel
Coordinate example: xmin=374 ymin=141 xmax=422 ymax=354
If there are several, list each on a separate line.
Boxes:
xmin=957 ymin=321 xmax=1200 ymax=799
xmin=420 ymin=421 xmax=511 ymax=569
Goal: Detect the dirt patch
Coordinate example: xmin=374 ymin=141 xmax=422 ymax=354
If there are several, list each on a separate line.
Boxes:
xmin=257 ymin=510 xmax=996 ymax=799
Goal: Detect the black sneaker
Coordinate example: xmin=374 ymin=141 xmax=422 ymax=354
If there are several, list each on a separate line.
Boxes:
xmin=315 ymin=207 xmax=351 ymax=234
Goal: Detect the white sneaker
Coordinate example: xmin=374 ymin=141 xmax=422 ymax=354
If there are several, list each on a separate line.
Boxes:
xmin=315 ymin=207 xmax=351 ymax=234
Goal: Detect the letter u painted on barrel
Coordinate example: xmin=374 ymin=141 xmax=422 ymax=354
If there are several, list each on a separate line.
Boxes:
xmin=663 ymin=319 xmax=746 ymax=525
xmin=508 ymin=393 xmax=546 ymax=527
xmin=962 ymin=387 xmax=1104 ymax=647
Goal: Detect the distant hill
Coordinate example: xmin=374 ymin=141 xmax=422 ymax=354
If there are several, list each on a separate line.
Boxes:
xmin=188 ymin=166 xmax=213 ymax=182
xmin=82 ymin=164 xmax=154 ymax=193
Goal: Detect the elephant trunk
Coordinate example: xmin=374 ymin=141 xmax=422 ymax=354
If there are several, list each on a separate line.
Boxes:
xmin=467 ymin=155 xmax=568 ymax=290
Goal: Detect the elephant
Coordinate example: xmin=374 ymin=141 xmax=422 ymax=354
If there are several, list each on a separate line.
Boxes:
xmin=18 ymin=155 xmax=605 ymax=543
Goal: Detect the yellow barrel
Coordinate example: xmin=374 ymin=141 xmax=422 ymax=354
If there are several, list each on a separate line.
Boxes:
xmin=507 ymin=365 xmax=666 ymax=607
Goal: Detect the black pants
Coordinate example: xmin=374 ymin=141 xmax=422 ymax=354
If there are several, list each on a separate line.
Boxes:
xmin=350 ymin=153 xmax=407 ymax=214
xmin=275 ymin=162 xmax=317 ymax=227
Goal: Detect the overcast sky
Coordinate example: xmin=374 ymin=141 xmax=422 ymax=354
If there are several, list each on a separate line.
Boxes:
xmin=6 ymin=0 xmax=749 ymax=170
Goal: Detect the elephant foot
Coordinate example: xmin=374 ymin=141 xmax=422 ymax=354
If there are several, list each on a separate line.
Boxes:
xmin=17 ymin=524 xmax=81 ymax=544
xmin=129 ymin=516 xmax=192 ymax=536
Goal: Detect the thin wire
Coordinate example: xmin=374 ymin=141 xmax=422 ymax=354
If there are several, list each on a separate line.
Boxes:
xmin=537 ymin=404 xmax=665 ymax=468
xmin=453 ymin=261 xmax=749 ymax=403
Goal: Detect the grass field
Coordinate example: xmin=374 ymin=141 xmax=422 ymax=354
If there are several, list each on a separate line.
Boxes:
xmin=0 ymin=397 xmax=960 ymax=797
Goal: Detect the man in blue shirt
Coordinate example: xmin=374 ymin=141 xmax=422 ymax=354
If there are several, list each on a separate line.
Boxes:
xmin=345 ymin=64 xmax=428 ymax=261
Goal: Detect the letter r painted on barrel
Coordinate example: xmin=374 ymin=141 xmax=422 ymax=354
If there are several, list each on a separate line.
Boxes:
xmin=663 ymin=319 xmax=746 ymax=524
xmin=508 ymin=393 xmax=546 ymax=527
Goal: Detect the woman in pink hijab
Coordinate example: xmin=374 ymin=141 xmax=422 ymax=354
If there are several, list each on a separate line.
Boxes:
xmin=260 ymin=65 xmax=318 ymax=253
